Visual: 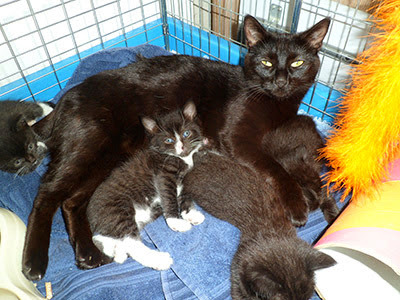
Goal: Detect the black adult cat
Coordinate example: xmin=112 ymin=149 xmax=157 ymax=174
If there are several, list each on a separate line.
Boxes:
xmin=0 ymin=100 xmax=53 ymax=175
xmin=87 ymin=101 xmax=205 ymax=270
xmin=23 ymin=15 xmax=331 ymax=280
xmin=179 ymin=150 xmax=336 ymax=300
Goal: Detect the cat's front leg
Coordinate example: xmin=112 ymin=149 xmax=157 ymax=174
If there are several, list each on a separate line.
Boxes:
xmin=62 ymin=180 xmax=113 ymax=269
xmin=156 ymin=174 xmax=192 ymax=232
xmin=22 ymin=199 xmax=56 ymax=281
xmin=179 ymin=194 xmax=205 ymax=225
xmin=62 ymin=201 xmax=112 ymax=269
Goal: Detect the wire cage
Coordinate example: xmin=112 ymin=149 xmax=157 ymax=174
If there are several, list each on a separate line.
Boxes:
xmin=0 ymin=0 xmax=374 ymax=123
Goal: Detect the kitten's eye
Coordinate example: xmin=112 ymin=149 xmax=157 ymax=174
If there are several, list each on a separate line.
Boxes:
xmin=261 ymin=60 xmax=273 ymax=67
xmin=14 ymin=159 xmax=24 ymax=167
xmin=291 ymin=60 xmax=304 ymax=68
xmin=165 ymin=138 xmax=175 ymax=144
xmin=27 ymin=143 xmax=34 ymax=151
xmin=182 ymin=130 xmax=191 ymax=138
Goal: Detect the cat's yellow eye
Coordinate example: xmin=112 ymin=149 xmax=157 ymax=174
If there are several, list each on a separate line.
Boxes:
xmin=291 ymin=60 xmax=304 ymax=68
xmin=261 ymin=60 xmax=273 ymax=67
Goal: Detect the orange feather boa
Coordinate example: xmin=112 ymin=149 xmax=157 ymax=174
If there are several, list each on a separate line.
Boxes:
xmin=321 ymin=1 xmax=400 ymax=202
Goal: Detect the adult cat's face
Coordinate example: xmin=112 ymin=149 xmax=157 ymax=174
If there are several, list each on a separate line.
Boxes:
xmin=0 ymin=115 xmax=47 ymax=175
xmin=243 ymin=15 xmax=330 ymax=100
xmin=142 ymin=101 xmax=203 ymax=157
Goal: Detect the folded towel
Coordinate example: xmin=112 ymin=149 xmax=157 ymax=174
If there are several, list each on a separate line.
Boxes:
xmin=0 ymin=44 xmax=343 ymax=300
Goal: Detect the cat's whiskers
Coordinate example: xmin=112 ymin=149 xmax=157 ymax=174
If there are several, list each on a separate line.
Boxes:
xmin=244 ymin=85 xmax=266 ymax=103
xmin=15 ymin=165 xmax=28 ymax=178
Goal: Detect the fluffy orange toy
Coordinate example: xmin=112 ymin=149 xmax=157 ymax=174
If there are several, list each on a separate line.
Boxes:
xmin=321 ymin=0 xmax=400 ymax=202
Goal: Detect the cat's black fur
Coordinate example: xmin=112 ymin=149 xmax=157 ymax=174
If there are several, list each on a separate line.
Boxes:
xmin=261 ymin=115 xmax=339 ymax=223
xmin=0 ymin=100 xmax=53 ymax=175
xmin=23 ymin=15 xmax=332 ymax=280
xmin=86 ymin=101 xmax=205 ymax=269
xmin=179 ymin=149 xmax=336 ymax=300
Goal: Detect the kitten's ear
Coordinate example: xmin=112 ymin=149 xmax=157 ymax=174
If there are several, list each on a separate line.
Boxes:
xmin=300 ymin=17 xmax=330 ymax=51
xmin=141 ymin=116 xmax=159 ymax=134
xmin=244 ymin=15 xmax=270 ymax=49
xmin=183 ymin=101 xmax=197 ymax=121
xmin=306 ymin=249 xmax=336 ymax=271
xmin=11 ymin=114 xmax=29 ymax=132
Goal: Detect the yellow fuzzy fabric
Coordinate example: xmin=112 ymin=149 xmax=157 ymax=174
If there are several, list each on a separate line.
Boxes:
xmin=321 ymin=0 xmax=400 ymax=202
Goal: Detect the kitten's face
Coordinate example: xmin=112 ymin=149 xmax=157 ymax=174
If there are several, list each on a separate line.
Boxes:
xmin=243 ymin=16 xmax=330 ymax=100
xmin=142 ymin=101 xmax=203 ymax=158
xmin=0 ymin=115 xmax=47 ymax=175
xmin=231 ymin=237 xmax=335 ymax=300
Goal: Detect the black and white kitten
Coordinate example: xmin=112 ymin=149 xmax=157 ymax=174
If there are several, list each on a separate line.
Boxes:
xmin=180 ymin=151 xmax=336 ymax=300
xmin=0 ymin=100 xmax=53 ymax=174
xmin=86 ymin=101 xmax=205 ymax=270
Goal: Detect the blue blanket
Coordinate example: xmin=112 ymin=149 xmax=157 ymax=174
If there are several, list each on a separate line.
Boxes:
xmin=0 ymin=44 xmax=344 ymax=300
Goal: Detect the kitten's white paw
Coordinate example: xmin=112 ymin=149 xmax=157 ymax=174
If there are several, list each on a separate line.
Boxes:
xmin=166 ymin=217 xmax=192 ymax=232
xmin=146 ymin=251 xmax=173 ymax=270
xmin=113 ymin=246 xmax=128 ymax=264
xmin=93 ymin=235 xmax=117 ymax=258
xmin=181 ymin=209 xmax=205 ymax=225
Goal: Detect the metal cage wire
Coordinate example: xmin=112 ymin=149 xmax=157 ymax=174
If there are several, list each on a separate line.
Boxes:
xmin=0 ymin=0 xmax=374 ymax=123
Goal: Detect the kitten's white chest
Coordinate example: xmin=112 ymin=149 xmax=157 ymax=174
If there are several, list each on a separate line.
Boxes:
xmin=180 ymin=143 xmax=201 ymax=169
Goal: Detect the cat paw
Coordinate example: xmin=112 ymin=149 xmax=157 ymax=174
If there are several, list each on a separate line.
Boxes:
xmin=113 ymin=251 xmax=128 ymax=264
xmin=145 ymin=251 xmax=173 ymax=270
xmin=166 ymin=217 xmax=192 ymax=232
xmin=287 ymin=202 xmax=309 ymax=227
xmin=22 ymin=253 xmax=48 ymax=281
xmin=181 ymin=209 xmax=205 ymax=225
xmin=75 ymin=240 xmax=113 ymax=269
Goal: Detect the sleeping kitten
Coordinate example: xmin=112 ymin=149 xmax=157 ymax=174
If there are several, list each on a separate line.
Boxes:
xmin=0 ymin=100 xmax=53 ymax=175
xmin=86 ymin=101 xmax=205 ymax=270
xmin=179 ymin=151 xmax=336 ymax=300
xmin=23 ymin=15 xmax=332 ymax=280
xmin=262 ymin=115 xmax=339 ymax=223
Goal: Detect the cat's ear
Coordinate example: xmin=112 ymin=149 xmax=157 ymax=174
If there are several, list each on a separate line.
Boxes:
xmin=306 ymin=249 xmax=336 ymax=271
xmin=141 ymin=116 xmax=159 ymax=134
xmin=244 ymin=15 xmax=270 ymax=49
xmin=11 ymin=114 xmax=29 ymax=132
xmin=300 ymin=17 xmax=330 ymax=51
xmin=183 ymin=100 xmax=197 ymax=121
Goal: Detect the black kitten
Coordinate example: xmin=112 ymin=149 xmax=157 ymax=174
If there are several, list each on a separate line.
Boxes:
xmin=0 ymin=100 xmax=53 ymax=174
xmin=180 ymin=152 xmax=336 ymax=300
xmin=262 ymin=115 xmax=339 ymax=223
xmin=86 ymin=101 xmax=205 ymax=270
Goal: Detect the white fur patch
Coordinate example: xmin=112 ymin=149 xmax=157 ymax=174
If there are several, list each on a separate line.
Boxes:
xmin=93 ymin=235 xmax=173 ymax=270
xmin=176 ymin=183 xmax=183 ymax=197
xmin=135 ymin=206 xmax=152 ymax=230
xmin=36 ymin=141 xmax=47 ymax=151
xmin=27 ymin=120 xmax=36 ymax=126
xmin=151 ymin=195 xmax=161 ymax=205
xmin=92 ymin=235 xmax=119 ymax=259
xmin=166 ymin=217 xmax=192 ymax=232
xmin=181 ymin=209 xmax=205 ymax=225
xmin=174 ymin=133 xmax=183 ymax=155
xmin=180 ymin=143 xmax=201 ymax=168
xmin=38 ymin=102 xmax=53 ymax=117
